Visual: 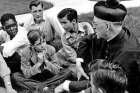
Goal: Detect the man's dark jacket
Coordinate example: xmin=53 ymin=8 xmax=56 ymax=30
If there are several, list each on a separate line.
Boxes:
xmin=72 ymin=27 xmax=140 ymax=93
xmin=77 ymin=27 xmax=140 ymax=73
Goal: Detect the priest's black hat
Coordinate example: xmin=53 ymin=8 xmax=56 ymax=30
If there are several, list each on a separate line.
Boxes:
xmin=94 ymin=0 xmax=127 ymax=22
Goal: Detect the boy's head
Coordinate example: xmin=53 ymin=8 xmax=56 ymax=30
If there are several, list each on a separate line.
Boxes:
xmin=92 ymin=0 xmax=127 ymax=40
xmin=27 ymin=29 xmax=42 ymax=46
xmin=57 ymin=8 xmax=78 ymax=32
xmin=89 ymin=59 xmax=127 ymax=93
xmin=1 ymin=13 xmax=18 ymax=39
xmin=29 ymin=0 xmax=44 ymax=23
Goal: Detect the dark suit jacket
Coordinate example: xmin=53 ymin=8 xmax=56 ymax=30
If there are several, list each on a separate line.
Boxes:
xmin=75 ymin=27 xmax=140 ymax=93
xmin=77 ymin=27 xmax=140 ymax=72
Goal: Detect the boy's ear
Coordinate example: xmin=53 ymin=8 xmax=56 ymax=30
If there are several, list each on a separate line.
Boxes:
xmin=72 ymin=19 xmax=76 ymax=24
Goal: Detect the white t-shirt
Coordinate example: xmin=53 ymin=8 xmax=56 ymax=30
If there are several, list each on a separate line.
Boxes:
xmin=2 ymin=26 xmax=29 ymax=57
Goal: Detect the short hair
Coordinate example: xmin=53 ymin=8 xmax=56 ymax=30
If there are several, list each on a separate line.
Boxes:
xmin=57 ymin=8 xmax=78 ymax=22
xmin=0 ymin=13 xmax=16 ymax=26
xmin=89 ymin=59 xmax=127 ymax=93
xmin=29 ymin=0 xmax=43 ymax=10
xmin=27 ymin=29 xmax=41 ymax=45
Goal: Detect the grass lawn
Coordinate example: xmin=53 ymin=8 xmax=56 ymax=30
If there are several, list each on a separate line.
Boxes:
xmin=0 ymin=0 xmax=140 ymax=37
xmin=0 ymin=0 xmax=53 ymax=17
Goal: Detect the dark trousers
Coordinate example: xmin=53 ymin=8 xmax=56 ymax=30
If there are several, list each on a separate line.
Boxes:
xmin=0 ymin=73 xmax=24 ymax=93
xmin=12 ymin=69 xmax=73 ymax=93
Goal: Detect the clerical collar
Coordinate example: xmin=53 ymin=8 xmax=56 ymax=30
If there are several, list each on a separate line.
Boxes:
xmin=107 ymin=32 xmax=119 ymax=42
xmin=107 ymin=27 xmax=123 ymax=42
xmin=107 ymin=27 xmax=125 ymax=43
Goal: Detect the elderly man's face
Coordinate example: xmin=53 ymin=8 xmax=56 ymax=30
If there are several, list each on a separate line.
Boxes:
xmin=31 ymin=4 xmax=43 ymax=23
xmin=92 ymin=16 xmax=109 ymax=39
xmin=3 ymin=19 xmax=18 ymax=39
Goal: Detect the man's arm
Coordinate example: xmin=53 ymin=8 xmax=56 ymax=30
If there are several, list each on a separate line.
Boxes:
xmin=76 ymin=34 xmax=94 ymax=79
xmin=61 ymin=33 xmax=77 ymax=63
xmin=77 ymin=34 xmax=93 ymax=60
xmin=69 ymin=80 xmax=90 ymax=92
xmin=55 ymin=80 xmax=90 ymax=93
xmin=0 ymin=51 xmax=11 ymax=83
xmin=43 ymin=44 xmax=61 ymax=74
xmin=1 ymin=26 xmax=29 ymax=57
xmin=0 ymin=52 xmax=17 ymax=93
xmin=3 ymin=75 xmax=17 ymax=93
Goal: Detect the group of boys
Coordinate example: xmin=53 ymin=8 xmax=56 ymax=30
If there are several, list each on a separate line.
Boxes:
xmin=0 ymin=0 xmax=140 ymax=93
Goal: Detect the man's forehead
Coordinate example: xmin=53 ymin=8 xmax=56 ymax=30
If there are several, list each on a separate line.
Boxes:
xmin=93 ymin=16 xmax=120 ymax=24
xmin=93 ymin=16 xmax=109 ymax=23
xmin=59 ymin=16 xmax=69 ymax=22
xmin=5 ymin=19 xmax=16 ymax=25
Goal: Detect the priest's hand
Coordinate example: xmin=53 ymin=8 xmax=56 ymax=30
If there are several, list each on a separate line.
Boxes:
xmin=76 ymin=60 xmax=89 ymax=80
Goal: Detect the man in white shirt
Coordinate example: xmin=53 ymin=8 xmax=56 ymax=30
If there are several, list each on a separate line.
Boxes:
xmin=0 ymin=13 xmax=29 ymax=93
xmin=0 ymin=13 xmax=29 ymax=57
xmin=24 ymin=0 xmax=62 ymax=51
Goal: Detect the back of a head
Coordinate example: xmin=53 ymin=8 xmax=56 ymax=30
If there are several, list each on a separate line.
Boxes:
xmin=93 ymin=0 xmax=127 ymax=22
xmin=89 ymin=59 xmax=127 ymax=93
xmin=0 ymin=13 xmax=16 ymax=26
xmin=29 ymin=0 xmax=43 ymax=10
xmin=57 ymin=8 xmax=78 ymax=22
xmin=27 ymin=29 xmax=41 ymax=45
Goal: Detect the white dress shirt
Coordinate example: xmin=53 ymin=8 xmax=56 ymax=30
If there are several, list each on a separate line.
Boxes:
xmin=1 ymin=26 xmax=29 ymax=57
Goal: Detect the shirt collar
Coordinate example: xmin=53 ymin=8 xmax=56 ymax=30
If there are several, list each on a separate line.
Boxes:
xmin=31 ymin=19 xmax=45 ymax=25
xmin=108 ymin=27 xmax=125 ymax=44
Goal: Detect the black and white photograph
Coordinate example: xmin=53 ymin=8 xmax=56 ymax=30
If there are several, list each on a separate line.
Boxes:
xmin=0 ymin=0 xmax=140 ymax=93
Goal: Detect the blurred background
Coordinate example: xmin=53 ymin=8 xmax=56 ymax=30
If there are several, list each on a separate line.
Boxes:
xmin=0 ymin=0 xmax=140 ymax=38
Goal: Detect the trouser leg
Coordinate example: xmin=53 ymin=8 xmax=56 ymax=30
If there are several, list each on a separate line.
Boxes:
xmin=12 ymin=72 xmax=42 ymax=93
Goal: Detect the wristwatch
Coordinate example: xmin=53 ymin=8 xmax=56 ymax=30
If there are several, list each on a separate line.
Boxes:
xmin=7 ymin=82 xmax=11 ymax=86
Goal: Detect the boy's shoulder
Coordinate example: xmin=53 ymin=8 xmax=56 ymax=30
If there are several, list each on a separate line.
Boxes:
xmin=19 ymin=45 xmax=30 ymax=56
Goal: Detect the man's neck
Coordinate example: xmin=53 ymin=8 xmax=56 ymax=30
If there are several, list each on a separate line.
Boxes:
xmin=107 ymin=26 xmax=122 ymax=42
xmin=34 ymin=19 xmax=44 ymax=24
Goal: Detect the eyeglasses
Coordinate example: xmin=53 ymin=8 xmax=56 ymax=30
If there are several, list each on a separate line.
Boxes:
xmin=92 ymin=20 xmax=108 ymax=29
xmin=92 ymin=20 xmax=122 ymax=30
xmin=3 ymin=23 xmax=17 ymax=30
